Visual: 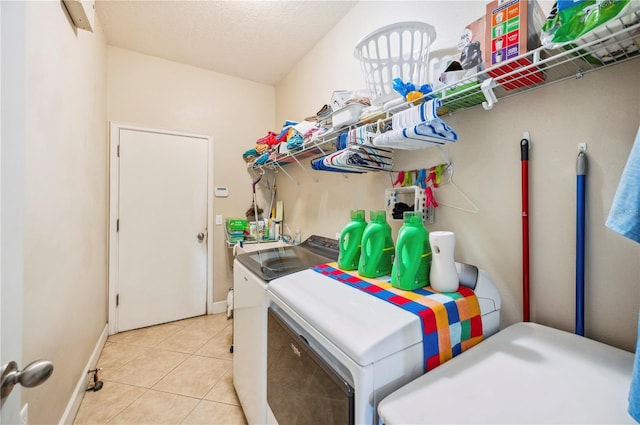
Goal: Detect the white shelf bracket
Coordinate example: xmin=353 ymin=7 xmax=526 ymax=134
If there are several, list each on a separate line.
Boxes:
xmin=481 ymin=78 xmax=498 ymax=111
xmin=290 ymin=154 xmax=319 ymax=184
xmin=273 ymin=162 xmax=300 ymax=187
xmin=317 ymin=143 xmax=328 ymax=156
xmin=532 ymin=49 xmax=541 ymax=65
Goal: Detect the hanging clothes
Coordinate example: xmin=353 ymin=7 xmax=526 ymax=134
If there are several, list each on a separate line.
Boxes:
xmin=604 ymin=125 xmax=640 ymax=422
xmin=606 ymin=125 xmax=640 ymax=243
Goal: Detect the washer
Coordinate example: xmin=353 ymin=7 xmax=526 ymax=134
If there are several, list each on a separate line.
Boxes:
xmin=377 ymin=322 xmax=635 ymax=424
xmin=266 ymin=262 xmax=502 ymax=425
xmin=233 ymin=235 xmax=339 ymax=425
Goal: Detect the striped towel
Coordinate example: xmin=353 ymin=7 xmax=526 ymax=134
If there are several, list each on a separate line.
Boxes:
xmin=312 ymin=262 xmax=483 ymax=372
xmin=373 ymin=99 xmax=458 ymax=149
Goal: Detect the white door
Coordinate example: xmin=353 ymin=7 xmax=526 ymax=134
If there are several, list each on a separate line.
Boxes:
xmin=112 ymin=126 xmax=209 ymax=332
xmin=1 ymin=3 xmax=53 ymax=421
xmin=1 ymin=2 xmax=24 ymax=422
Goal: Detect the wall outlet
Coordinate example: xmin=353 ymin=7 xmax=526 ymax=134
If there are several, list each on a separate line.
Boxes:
xmin=335 ymin=232 xmax=340 ymax=240
xmin=216 ymin=215 xmax=223 ymax=225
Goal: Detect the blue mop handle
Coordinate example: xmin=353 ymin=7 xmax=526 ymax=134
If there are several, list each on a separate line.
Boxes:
xmin=576 ymin=151 xmax=587 ymax=336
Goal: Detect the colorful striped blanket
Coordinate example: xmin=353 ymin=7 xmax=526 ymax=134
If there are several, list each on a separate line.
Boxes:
xmin=311 ymin=262 xmax=483 ymax=372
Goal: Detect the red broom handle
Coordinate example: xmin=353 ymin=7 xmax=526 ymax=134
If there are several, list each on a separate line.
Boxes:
xmin=521 ymin=138 xmax=530 ymax=322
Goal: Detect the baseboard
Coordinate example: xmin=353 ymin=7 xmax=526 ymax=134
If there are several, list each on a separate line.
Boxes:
xmin=211 ymin=300 xmax=228 ymax=315
xmin=58 ymin=323 xmax=108 ymax=425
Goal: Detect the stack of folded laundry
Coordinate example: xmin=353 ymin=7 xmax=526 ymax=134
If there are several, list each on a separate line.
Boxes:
xmin=372 ymin=99 xmax=458 ymax=150
xmin=243 ymin=119 xmax=327 ymax=167
xmin=311 ymin=143 xmax=393 ymax=173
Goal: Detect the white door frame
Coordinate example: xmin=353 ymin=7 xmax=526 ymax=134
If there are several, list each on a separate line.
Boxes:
xmin=108 ymin=122 xmax=214 ymax=335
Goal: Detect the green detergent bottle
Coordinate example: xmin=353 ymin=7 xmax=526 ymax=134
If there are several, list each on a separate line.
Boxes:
xmin=338 ymin=210 xmax=367 ymax=270
xmin=358 ymin=210 xmax=394 ymax=278
xmin=391 ymin=211 xmax=431 ymax=290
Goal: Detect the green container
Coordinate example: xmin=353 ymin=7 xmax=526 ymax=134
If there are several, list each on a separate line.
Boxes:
xmin=391 ymin=211 xmax=431 ymax=290
xmin=227 ymin=219 xmax=248 ymax=231
xmin=338 ymin=210 xmax=367 ymax=270
xmin=358 ymin=210 xmax=394 ymax=278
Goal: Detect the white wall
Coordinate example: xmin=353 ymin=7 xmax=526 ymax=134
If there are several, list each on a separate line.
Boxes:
xmin=23 ymin=2 xmax=108 ymax=424
xmin=275 ymin=1 xmax=640 ymax=351
xmin=107 ymin=47 xmax=276 ymax=304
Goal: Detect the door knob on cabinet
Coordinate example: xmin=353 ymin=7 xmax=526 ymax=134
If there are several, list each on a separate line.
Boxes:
xmin=1 ymin=359 xmax=54 ymax=400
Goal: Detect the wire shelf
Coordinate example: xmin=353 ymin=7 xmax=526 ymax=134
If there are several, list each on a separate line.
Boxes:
xmin=251 ymin=12 xmax=640 ymax=171
xmin=437 ymin=9 xmax=640 ymax=113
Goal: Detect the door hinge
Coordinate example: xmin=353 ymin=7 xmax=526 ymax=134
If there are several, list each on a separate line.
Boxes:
xmin=116 ymin=294 xmax=119 ymax=307
xmin=116 ymin=219 xmax=119 ymax=232
xmin=117 ymin=144 xmax=120 ymax=157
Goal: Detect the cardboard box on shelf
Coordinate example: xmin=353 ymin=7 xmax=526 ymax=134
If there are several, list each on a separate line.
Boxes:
xmin=432 ymin=16 xmax=489 ymax=111
xmin=485 ymin=0 xmax=547 ymax=90
xmin=459 ymin=16 xmax=488 ymax=74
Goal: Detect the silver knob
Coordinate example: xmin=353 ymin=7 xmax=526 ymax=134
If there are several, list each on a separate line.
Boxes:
xmin=1 ymin=360 xmax=54 ymax=400
xmin=197 ymin=232 xmax=205 ymax=242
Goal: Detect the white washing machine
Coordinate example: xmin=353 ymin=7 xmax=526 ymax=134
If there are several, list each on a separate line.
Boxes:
xmin=233 ymin=236 xmax=339 ymax=425
xmin=266 ymin=263 xmax=502 ymax=425
xmin=377 ymin=322 xmax=635 ymax=424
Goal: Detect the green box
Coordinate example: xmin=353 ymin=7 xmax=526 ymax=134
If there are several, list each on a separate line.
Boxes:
xmin=227 ymin=219 xmax=248 ymax=231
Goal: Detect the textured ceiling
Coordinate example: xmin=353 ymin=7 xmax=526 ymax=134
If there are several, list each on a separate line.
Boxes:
xmin=96 ymin=0 xmax=358 ymax=85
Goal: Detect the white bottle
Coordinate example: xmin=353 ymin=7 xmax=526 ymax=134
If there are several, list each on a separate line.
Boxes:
xmin=429 ymin=231 xmax=459 ymax=292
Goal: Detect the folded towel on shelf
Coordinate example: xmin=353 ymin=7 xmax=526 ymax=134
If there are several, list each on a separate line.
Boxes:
xmin=349 ymin=124 xmax=377 ymax=146
xmin=242 ymin=148 xmax=259 ymax=163
xmin=253 ymin=152 xmax=270 ymax=165
xmin=336 ymin=125 xmax=378 ymax=150
xmin=327 ymin=146 xmax=393 ymax=172
xmin=391 ymin=97 xmax=441 ymax=128
xmin=312 ymin=145 xmax=393 ymax=173
xmin=374 ymin=99 xmax=458 ymax=150
xmin=310 ymin=157 xmax=363 ymax=173
xmin=255 ymin=142 xmax=270 ymax=154
xmin=286 ymin=134 xmax=304 ymax=151
xmin=336 ymin=132 xmax=349 ymax=150
xmin=373 ymin=120 xmax=458 ymax=150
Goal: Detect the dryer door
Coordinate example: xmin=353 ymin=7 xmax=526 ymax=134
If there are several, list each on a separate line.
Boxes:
xmin=267 ymin=308 xmax=354 ymax=425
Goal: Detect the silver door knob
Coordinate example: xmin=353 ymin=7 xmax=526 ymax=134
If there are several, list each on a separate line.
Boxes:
xmin=1 ymin=360 xmax=54 ymax=400
xmin=197 ymin=232 xmax=205 ymax=242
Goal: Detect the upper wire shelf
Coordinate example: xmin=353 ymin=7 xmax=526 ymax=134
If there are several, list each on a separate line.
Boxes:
xmin=251 ymin=12 xmax=640 ymax=171
xmin=437 ymin=9 xmax=640 ymax=114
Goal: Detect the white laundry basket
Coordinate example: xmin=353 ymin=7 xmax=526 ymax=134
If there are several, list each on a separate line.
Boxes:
xmin=354 ymin=21 xmax=437 ymax=105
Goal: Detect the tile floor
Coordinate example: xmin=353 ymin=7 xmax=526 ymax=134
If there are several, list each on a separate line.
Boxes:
xmin=73 ymin=313 xmax=247 ymax=425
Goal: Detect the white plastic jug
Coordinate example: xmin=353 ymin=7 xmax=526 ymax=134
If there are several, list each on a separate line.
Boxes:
xmin=429 ymin=231 xmax=459 ymax=292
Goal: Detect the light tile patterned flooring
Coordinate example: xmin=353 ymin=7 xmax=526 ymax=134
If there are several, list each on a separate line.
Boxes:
xmin=73 ymin=313 xmax=247 ymax=425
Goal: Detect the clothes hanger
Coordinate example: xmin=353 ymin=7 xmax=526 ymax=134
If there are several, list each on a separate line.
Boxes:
xmin=436 ymin=162 xmax=480 ymax=214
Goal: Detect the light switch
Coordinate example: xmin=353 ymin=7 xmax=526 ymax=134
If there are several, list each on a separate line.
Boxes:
xmin=215 ymin=187 xmax=229 ymax=198
xmin=216 ymin=215 xmax=223 ymax=225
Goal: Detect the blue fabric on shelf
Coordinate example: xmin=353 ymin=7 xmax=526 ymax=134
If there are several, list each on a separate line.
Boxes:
xmin=310 ymin=157 xmax=362 ymax=173
xmin=253 ymin=152 xmax=270 ymax=165
xmin=606 ymin=125 xmax=640 ymax=243
xmin=286 ymin=134 xmax=304 ymax=151
xmin=629 ymin=311 xmax=640 ymax=422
